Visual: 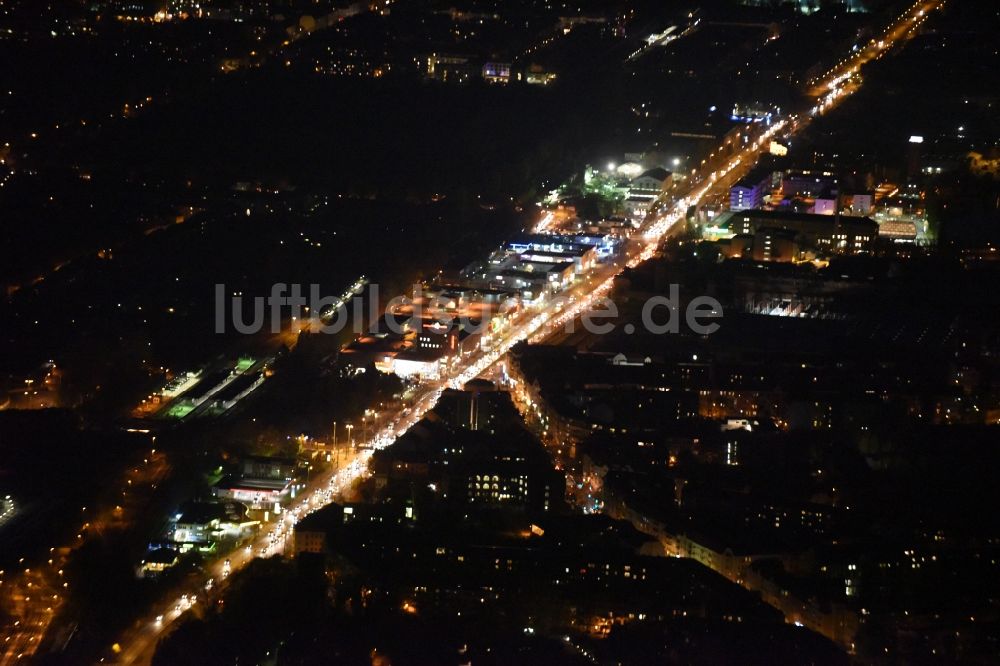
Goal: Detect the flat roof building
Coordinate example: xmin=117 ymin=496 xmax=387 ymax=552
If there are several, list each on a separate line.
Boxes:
xmin=718 ymin=210 xmax=878 ymax=256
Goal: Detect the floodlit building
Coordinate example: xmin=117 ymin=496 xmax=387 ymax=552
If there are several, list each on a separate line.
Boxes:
xmin=811 ymin=197 xmax=837 ymax=215
xmin=387 ymin=348 xmax=446 ymax=380
xmin=842 ymin=192 xmax=874 ymax=216
xmin=482 ymin=62 xmax=511 ymax=84
xmin=624 ymin=194 xmax=655 ymax=221
xmin=629 ymin=167 xmax=672 ymax=194
xmin=524 ymin=65 xmax=557 ymax=85
xmin=172 ymin=500 xmax=255 ymax=543
xmin=730 ymin=168 xmax=772 ymax=211
xmin=213 ymin=456 xmax=296 ymax=509
xmin=712 ymin=210 xmax=877 ymax=256
xmin=425 ymin=53 xmax=477 ymax=83
xmin=877 ymin=219 xmax=918 ymax=241
xmin=503 ymin=233 xmax=611 ymax=266
xmin=139 ymin=547 xmax=179 ymax=577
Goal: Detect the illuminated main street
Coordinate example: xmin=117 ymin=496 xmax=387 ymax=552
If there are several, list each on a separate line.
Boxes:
xmin=105 ymin=123 xmax=781 ymax=663
xmin=805 ymin=0 xmax=944 ymax=103
xmin=93 ymin=1 xmax=945 ymax=662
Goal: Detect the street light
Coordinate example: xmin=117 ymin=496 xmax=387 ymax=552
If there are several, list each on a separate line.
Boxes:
xmin=345 ymin=424 xmax=354 ymax=447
